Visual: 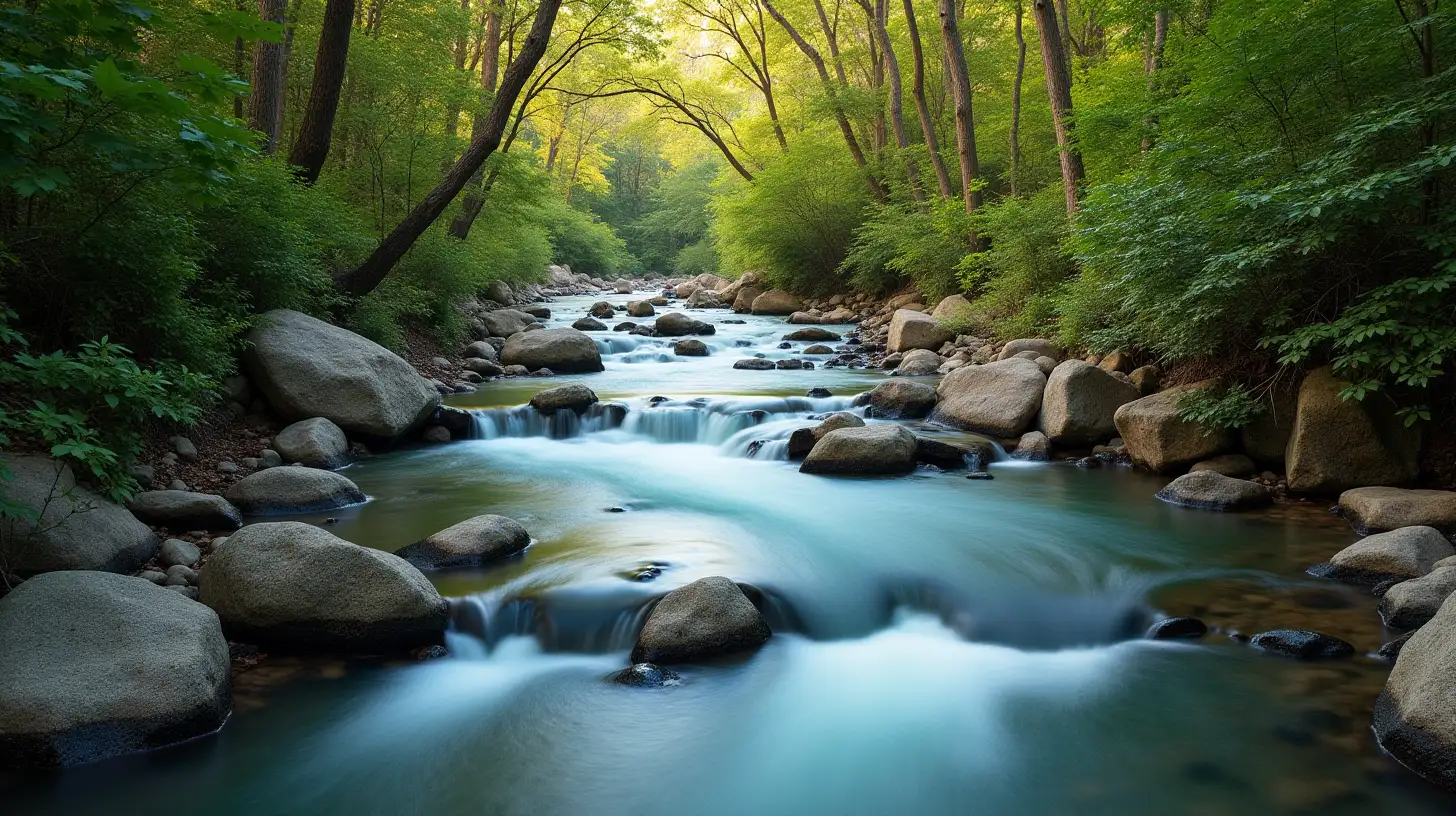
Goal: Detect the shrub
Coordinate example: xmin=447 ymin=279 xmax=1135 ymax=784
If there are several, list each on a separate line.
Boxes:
xmin=958 ymin=185 xmax=1074 ymax=339
xmin=841 ymin=200 xmax=972 ymax=299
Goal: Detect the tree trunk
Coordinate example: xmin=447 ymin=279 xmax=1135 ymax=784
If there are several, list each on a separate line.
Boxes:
xmin=937 ymin=0 xmax=982 ymax=212
xmin=248 ymin=0 xmax=289 ymax=153
xmin=447 ymin=2 xmax=502 ymax=240
xmin=444 ymin=0 xmax=471 ymax=138
xmin=856 ymin=0 xmax=920 ymax=199
xmin=902 ymin=0 xmax=952 ymax=198
xmin=1032 ymin=0 xmax=1085 ymax=213
xmin=1011 ymin=0 xmax=1026 ymax=193
xmin=288 ymin=0 xmax=355 ymax=184
xmin=1139 ymin=7 xmax=1167 ymax=152
xmin=336 ymin=0 xmax=563 ymax=296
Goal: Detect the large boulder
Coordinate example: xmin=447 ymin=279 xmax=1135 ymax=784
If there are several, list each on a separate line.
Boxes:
xmin=200 ymin=522 xmax=447 ymax=652
xmin=1312 ymin=527 xmax=1456 ymax=585
xmin=1040 ymin=360 xmax=1141 ymax=447
xmin=1339 ymin=487 xmax=1456 ymax=534
xmin=997 ymin=339 xmax=1061 ymax=361
xmin=1240 ymin=389 xmax=1297 ymax=465
xmin=501 ymin=327 xmax=605 ymax=373
xmin=787 ymin=412 xmax=865 ymax=460
xmin=1380 ymin=566 xmax=1456 ymax=630
xmin=1154 ymin=471 xmax=1274 ymax=511
xmin=887 ymin=309 xmax=954 ymax=353
xmin=484 ymin=280 xmax=514 ymax=304
xmin=0 ymin=456 xmax=156 ymax=577
xmin=930 ymin=294 xmax=971 ymax=321
xmin=930 ymin=358 xmax=1046 ymax=437
xmin=588 ymin=301 xmax=615 ymax=319
xmin=687 ymin=288 xmax=726 ymax=308
xmin=127 ymin=490 xmax=243 ymax=532
xmin=864 ymin=379 xmax=938 ymax=419
xmin=674 ymin=339 xmax=709 ymax=356
xmin=1375 ymin=592 xmax=1456 ymax=789
xmin=0 ymin=572 xmax=230 ymax=768
xmin=732 ymin=286 xmax=767 ymax=313
xmin=800 ymin=424 xmax=918 ymax=475
xmin=529 ymin=384 xmax=599 ymax=413
xmin=750 ymin=289 xmax=802 ymax=315
xmin=630 ymin=576 xmax=771 ymax=664
xmin=719 ymin=271 xmax=763 ymax=302
xmin=626 ymin=300 xmax=656 ymax=318
xmin=394 ymin=515 xmax=531 ymax=571
xmin=654 ymin=312 xmax=716 ymax=336
xmin=613 ymin=280 xmax=633 ymax=294
xmin=783 ymin=327 xmax=840 ymax=342
xmin=243 ymin=309 xmax=439 ymax=440
xmin=273 ymin=417 xmax=349 ymax=469
xmin=483 ymin=310 xmax=540 ymax=338
xmin=673 ymin=280 xmax=700 ymax=298
xmin=1285 ymin=366 xmax=1421 ymax=494
xmin=1113 ymin=383 xmax=1230 ymax=473
xmin=895 ymin=349 xmax=943 ymax=376
xmin=222 ymin=467 xmax=365 ymax=515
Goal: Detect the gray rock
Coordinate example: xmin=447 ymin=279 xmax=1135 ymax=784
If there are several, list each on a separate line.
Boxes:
xmin=165 ymin=584 xmax=199 ymax=600
xmin=1011 ymin=431 xmax=1051 ymax=461
xmin=654 ymin=313 xmax=716 ymax=337
xmin=465 ymin=358 xmax=505 ymax=377
xmin=0 ymin=571 xmax=229 ymax=767
xmin=1285 ymin=366 xmax=1421 ymax=494
xmin=0 ymin=456 xmax=158 ymax=577
xmin=750 ymin=290 xmax=802 ymax=316
xmin=485 ymin=280 xmax=514 ymax=305
xmin=167 ymin=479 xmax=188 ymax=491
xmin=164 ymin=564 xmax=198 ymax=586
xmin=1381 ymin=566 xmax=1456 ymax=630
xmin=169 ymin=436 xmax=198 ymax=463
xmin=1040 ymin=360 xmax=1141 ymax=447
xmin=1113 ymin=382 xmax=1230 ymax=473
xmin=464 ymin=340 xmax=499 ymax=361
xmin=223 ymin=467 xmax=365 ymax=515
xmin=997 ymin=339 xmax=1061 ymax=361
xmin=482 ymin=309 xmax=538 ymax=337
xmin=800 ymin=424 xmax=918 ymax=476
xmin=127 ymin=464 xmax=155 ymax=489
xmin=1374 ymin=591 xmax=1456 ymax=790
xmin=630 ymin=576 xmax=771 ymax=664
xmin=500 ymin=327 xmax=604 ymax=373
xmin=159 ymin=538 xmax=202 ymax=568
xmin=573 ymin=317 xmax=607 ymax=331
xmin=1155 ymin=471 xmax=1274 ymax=511
xmin=864 ymin=379 xmax=938 ymax=419
xmin=612 ymin=663 xmax=681 ymax=687
xmin=1189 ymin=454 xmax=1257 ymax=478
xmin=588 ymin=301 xmax=615 ymax=319
xmin=127 ymin=490 xmax=243 ymax=531
xmin=394 ymin=515 xmax=531 ymax=571
xmin=1249 ymin=629 xmax=1354 ymax=660
xmin=259 ymin=449 xmax=283 ymax=469
xmin=626 ymin=300 xmax=656 ymax=317
xmin=733 ymin=358 xmax=776 ymax=371
xmin=1313 ymin=527 xmax=1456 ymax=585
xmin=674 ymin=339 xmax=709 ymax=356
xmin=200 ymin=522 xmax=447 ymax=652
xmin=422 ymin=426 xmax=451 ymax=444
xmin=138 ymin=570 xmax=167 ymax=584
xmin=1339 ymin=487 xmax=1456 ymax=534
xmin=529 ymin=384 xmax=599 ymax=413
xmin=887 ymin=309 xmax=953 ymax=353
xmin=244 ymin=309 xmax=440 ymax=440
xmin=273 ymin=417 xmax=349 ymax=469
xmin=787 ymin=412 xmax=866 ymax=460
xmin=216 ymin=460 xmax=238 ymax=474
xmin=802 ymin=344 xmax=833 ymax=355
xmin=894 ymin=348 xmax=943 ymax=376
xmin=783 ymin=327 xmax=841 ymax=342
xmin=930 ymin=358 xmax=1047 ymax=437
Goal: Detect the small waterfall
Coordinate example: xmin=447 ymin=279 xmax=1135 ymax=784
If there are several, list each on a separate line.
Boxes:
xmin=447 ymin=590 xmax=654 ymax=656
xmin=472 ymin=402 xmax=627 ymax=439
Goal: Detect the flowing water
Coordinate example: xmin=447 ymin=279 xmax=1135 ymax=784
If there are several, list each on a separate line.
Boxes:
xmin=8 ymin=293 xmax=1456 ymax=815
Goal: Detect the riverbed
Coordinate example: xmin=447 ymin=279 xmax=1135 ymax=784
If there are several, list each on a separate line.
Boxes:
xmin=7 ymin=292 xmax=1454 ymax=815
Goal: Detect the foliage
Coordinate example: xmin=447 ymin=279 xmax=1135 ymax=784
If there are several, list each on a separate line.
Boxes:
xmin=960 ymin=185 xmax=1075 ymax=339
xmin=1175 ymin=383 xmax=1266 ymax=432
xmin=841 ymin=200 xmax=973 ymax=300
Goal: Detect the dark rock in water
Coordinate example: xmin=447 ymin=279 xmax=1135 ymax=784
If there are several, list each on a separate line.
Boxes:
xmin=529 ymin=384 xmax=599 ymax=414
xmin=649 ymin=395 xmax=670 ymax=405
xmin=627 ymin=563 xmax=667 ymax=582
xmin=783 ymin=327 xmax=841 ymax=342
xmin=721 ymin=319 xmax=745 ymax=324
xmin=1155 ymin=470 xmax=1274 ymax=511
xmin=416 ymin=644 xmax=449 ymax=660
xmin=915 ymin=437 xmax=972 ymax=470
xmin=395 ymin=514 xmax=531 ymax=571
xmin=573 ymin=317 xmax=607 ymax=331
xmin=1378 ymin=631 xmax=1415 ymax=661
xmin=734 ymin=358 xmax=776 ymax=371
xmin=1249 ymin=629 xmax=1354 ymax=660
xmin=806 ymin=387 xmax=832 ymax=398
xmin=733 ymin=339 xmax=753 ymax=347
xmin=613 ymin=321 xmax=637 ymax=332
xmin=1075 ymin=456 xmax=1103 ymax=469
xmin=612 ymin=663 xmax=681 ymax=688
xmin=631 ymin=576 xmax=771 ymax=664
xmin=629 ymin=325 xmax=656 ymax=337
xmin=654 ymin=312 xmax=715 ymax=337
xmin=746 ymin=440 xmax=766 ymax=457
xmin=800 ymin=425 xmax=917 ymax=476
xmin=1147 ymin=617 xmax=1208 ymax=640
xmin=605 ymin=507 xmax=626 ymax=513
xmin=965 ymin=472 xmax=995 ymax=480
xmin=674 ymin=339 xmax=709 ymax=357
xmin=775 ymin=359 xmax=806 ymax=370
xmin=777 ymin=342 xmax=792 ymax=349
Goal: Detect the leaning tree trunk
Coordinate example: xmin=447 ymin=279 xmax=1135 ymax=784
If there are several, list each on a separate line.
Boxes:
xmin=288 ymin=0 xmax=356 ymax=184
xmin=1033 ymin=0 xmax=1085 ymax=213
xmin=448 ymin=2 xmax=503 ymax=240
xmin=336 ymin=0 xmax=563 ymax=296
xmin=856 ymin=0 xmax=921 ymax=200
xmin=247 ymin=0 xmax=289 ymax=153
xmin=937 ymin=0 xmax=982 ymax=213
xmin=1011 ymin=0 xmax=1026 ymax=193
xmin=903 ymin=0 xmax=953 ymax=199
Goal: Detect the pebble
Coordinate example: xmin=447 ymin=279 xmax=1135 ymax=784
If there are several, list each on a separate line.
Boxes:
xmin=611 ymin=663 xmax=681 ymax=688
xmin=138 ymin=570 xmax=167 ymax=585
xmin=159 ymin=538 xmax=202 ymax=568
xmin=217 ymin=460 xmax=239 ymax=473
xmin=260 ymin=449 xmax=283 ymax=468
xmin=164 ymin=565 xmax=198 ymax=587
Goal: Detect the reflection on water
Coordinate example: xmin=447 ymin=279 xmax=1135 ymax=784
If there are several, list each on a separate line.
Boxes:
xmin=6 ymin=291 xmax=1453 ymax=815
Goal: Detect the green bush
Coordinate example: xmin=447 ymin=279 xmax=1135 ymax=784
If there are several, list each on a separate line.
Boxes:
xmin=841 ymin=200 xmax=972 ymax=299
xmin=542 ymin=199 xmax=633 ymax=278
xmin=958 ymin=185 xmax=1074 ymax=339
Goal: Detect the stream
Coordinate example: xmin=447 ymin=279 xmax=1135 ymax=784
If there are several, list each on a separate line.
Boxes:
xmin=8 ymin=292 xmax=1456 ymax=815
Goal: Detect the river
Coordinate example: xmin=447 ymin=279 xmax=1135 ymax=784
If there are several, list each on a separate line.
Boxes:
xmin=7 ymin=291 xmax=1454 ymax=815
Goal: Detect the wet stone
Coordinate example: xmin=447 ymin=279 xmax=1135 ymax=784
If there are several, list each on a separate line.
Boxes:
xmin=1146 ymin=617 xmax=1208 ymax=640
xmin=612 ymin=663 xmax=681 ymax=688
xmin=1249 ymin=629 xmax=1354 ymax=660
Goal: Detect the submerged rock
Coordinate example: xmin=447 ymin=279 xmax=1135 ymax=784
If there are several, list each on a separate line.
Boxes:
xmin=1338 ymin=487 xmax=1456 ymax=535
xmin=223 ymin=467 xmax=365 ymax=515
xmin=631 ymin=576 xmax=771 ymax=664
xmin=1310 ymin=527 xmax=1455 ymax=585
xmin=395 ymin=514 xmax=531 ymax=571
xmin=1155 ymin=471 xmax=1274 ymax=511
xmin=611 ymin=663 xmax=681 ymax=688
xmin=0 ymin=571 xmax=230 ymax=767
xmin=800 ymin=424 xmax=918 ymax=476
xmin=1249 ymin=629 xmax=1354 ymax=660
xmin=200 ymin=522 xmax=447 ymax=652
xmin=127 ymin=490 xmax=243 ymax=532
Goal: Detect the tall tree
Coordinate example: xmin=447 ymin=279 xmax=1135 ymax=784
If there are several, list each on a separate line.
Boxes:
xmin=247 ymin=0 xmax=289 ymax=152
xmin=854 ymin=0 xmax=922 ymax=199
xmin=1140 ymin=6 xmax=1167 ymax=152
xmin=903 ymin=0 xmax=953 ymax=198
xmin=288 ymin=0 xmax=356 ymax=184
xmin=336 ymin=0 xmax=564 ymax=296
xmin=1010 ymin=0 xmax=1026 ymax=192
xmin=1032 ymin=0 xmax=1084 ymax=212
xmin=937 ymin=0 xmax=982 ymax=212
xmin=448 ymin=0 xmax=503 ymax=238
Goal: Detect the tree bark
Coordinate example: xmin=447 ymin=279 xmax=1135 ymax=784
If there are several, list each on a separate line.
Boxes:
xmin=447 ymin=1 xmax=502 ymax=240
xmin=1011 ymin=0 xmax=1026 ymax=193
xmin=248 ymin=0 xmax=289 ymax=153
xmin=855 ymin=0 xmax=921 ymax=199
xmin=902 ymin=0 xmax=952 ymax=198
xmin=288 ymin=0 xmax=356 ymax=184
xmin=337 ymin=0 xmax=563 ymax=296
xmin=1032 ymin=0 xmax=1085 ymax=213
xmin=937 ymin=0 xmax=982 ymax=212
